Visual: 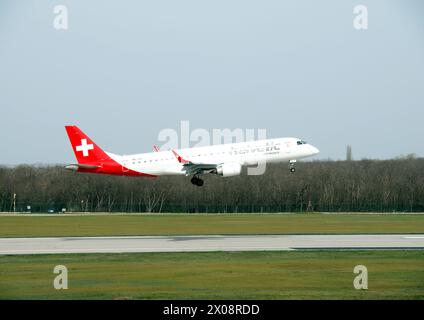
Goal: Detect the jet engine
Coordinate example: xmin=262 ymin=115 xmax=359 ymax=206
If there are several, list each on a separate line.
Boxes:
xmin=215 ymin=162 xmax=242 ymax=177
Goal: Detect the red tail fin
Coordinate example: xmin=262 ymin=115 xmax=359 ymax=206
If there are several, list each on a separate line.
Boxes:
xmin=65 ymin=126 xmax=110 ymax=164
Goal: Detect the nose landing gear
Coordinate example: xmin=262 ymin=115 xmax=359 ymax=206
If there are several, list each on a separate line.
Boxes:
xmin=289 ymin=160 xmax=296 ymax=173
xmin=191 ymin=175 xmax=204 ymax=187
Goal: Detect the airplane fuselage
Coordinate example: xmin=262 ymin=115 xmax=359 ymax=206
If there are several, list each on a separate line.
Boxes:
xmin=65 ymin=126 xmax=319 ymax=186
xmin=108 ymin=137 xmax=319 ymax=176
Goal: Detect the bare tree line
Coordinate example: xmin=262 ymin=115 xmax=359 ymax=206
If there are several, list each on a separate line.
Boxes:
xmin=0 ymin=159 xmax=423 ymax=213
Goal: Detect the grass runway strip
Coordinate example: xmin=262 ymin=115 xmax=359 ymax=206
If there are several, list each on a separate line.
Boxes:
xmin=0 ymin=250 xmax=423 ymax=299
xmin=0 ymin=214 xmax=424 ymax=237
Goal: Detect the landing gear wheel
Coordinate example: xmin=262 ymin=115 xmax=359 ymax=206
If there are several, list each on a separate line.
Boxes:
xmin=289 ymin=161 xmax=296 ymax=173
xmin=190 ymin=177 xmax=197 ymax=185
xmin=191 ymin=176 xmax=204 ymax=187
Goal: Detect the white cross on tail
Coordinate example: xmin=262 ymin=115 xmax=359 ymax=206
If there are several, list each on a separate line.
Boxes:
xmin=76 ymin=139 xmax=94 ymax=157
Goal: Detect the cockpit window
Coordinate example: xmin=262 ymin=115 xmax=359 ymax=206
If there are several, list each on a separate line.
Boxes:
xmin=297 ymin=140 xmax=307 ymax=145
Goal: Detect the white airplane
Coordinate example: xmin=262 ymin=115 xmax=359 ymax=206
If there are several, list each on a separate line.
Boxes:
xmin=65 ymin=125 xmax=319 ymax=186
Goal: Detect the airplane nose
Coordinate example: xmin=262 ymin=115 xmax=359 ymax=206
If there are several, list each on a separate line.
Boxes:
xmin=310 ymin=145 xmax=320 ymax=155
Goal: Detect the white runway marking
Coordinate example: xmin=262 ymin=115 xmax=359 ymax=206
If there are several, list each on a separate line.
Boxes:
xmin=0 ymin=234 xmax=423 ymax=255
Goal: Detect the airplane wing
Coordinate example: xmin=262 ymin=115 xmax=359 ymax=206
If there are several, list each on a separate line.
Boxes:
xmin=182 ymin=162 xmax=219 ymax=175
xmin=171 ymin=149 xmax=219 ymax=175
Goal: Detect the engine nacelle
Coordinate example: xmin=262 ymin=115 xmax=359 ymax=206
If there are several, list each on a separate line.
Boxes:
xmin=216 ymin=162 xmax=242 ymax=177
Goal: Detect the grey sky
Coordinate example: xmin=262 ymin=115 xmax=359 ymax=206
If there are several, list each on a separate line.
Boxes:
xmin=0 ymin=0 xmax=423 ymax=164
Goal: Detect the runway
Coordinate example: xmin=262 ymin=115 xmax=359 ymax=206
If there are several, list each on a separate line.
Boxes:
xmin=0 ymin=234 xmax=423 ymax=255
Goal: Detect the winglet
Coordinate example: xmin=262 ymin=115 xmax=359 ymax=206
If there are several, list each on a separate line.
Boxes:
xmin=153 ymin=145 xmax=160 ymax=152
xmin=171 ymin=149 xmax=189 ymax=164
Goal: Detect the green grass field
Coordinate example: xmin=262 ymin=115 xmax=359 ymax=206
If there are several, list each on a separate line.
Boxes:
xmin=1 ymin=214 xmax=423 ymax=299
xmin=0 ymin=250 xmax=423 ymax=299
xmin=0 ymin=213 xmax=423 ymax=237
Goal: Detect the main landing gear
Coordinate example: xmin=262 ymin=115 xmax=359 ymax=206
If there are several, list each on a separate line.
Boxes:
xmin=289 ymin=160 xmax=296 ymax=173
xmin=191 ymin=175 xmax=204 ymax=187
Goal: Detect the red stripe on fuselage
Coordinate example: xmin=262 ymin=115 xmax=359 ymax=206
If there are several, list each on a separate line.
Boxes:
xmin=77 ymin=159 xmax=157 ymax=178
